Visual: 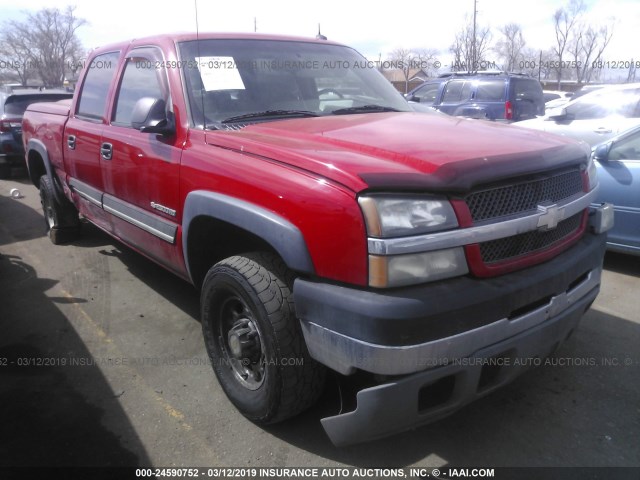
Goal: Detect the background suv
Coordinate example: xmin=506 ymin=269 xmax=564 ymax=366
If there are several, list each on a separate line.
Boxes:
xmin=406 ymin=72 xmax=545 ymax=122
xmin=0 ymin=87 xmax=73 ymax=178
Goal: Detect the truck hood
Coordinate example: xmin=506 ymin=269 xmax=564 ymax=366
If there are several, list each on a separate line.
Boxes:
xmin=205 ymin=112 xmax=589 ymax=193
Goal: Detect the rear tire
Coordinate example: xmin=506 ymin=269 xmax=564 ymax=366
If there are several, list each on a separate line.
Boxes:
xmin=39 ymin=175 xmax=80 ymax=244
xmin=201 ymin=252 xmax=326 ymax=424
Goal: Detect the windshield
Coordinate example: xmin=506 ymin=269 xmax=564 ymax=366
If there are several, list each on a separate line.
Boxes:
xmin=177 ymin=39 xmax=411 ymax=128
xmin=564 ymin=88 xmax=640 ymax=120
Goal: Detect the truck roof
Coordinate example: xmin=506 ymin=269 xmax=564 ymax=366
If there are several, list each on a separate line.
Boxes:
xmin=89 ymin=32 xmax=345 ymax=56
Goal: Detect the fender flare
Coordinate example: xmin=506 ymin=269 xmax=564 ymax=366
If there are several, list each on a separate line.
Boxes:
xmin=26 ymin=139 xmax=64 ymax=204
xmin=182 ymin=191 xmax=315 ymax=282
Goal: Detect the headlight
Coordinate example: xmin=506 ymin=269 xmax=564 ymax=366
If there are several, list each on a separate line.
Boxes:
xmin=586 ymin=158 xmax=598 ymax=191
xmin=359 ymin=195 xmax=458 ymax=238
xmin=359 ymin=195 xmax=466 ymax=287
xmin=369 ymin=248 xmax=469 ymax=288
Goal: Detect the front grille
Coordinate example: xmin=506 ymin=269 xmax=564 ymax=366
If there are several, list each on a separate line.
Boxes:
xmin=466 ymin=169 xmax=583 ymax=222
xmin=479 ymin=212 xmax=583 ymax=263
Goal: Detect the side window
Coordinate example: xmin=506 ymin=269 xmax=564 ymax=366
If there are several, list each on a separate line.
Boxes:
xmin=609 ymin=131 xmax=640 ymax=161
xmin=565 ymin=95 xmax=607 ymax=120
xmin=76 ymin=52 xmax=120 ymax=120
xmin=476 ymin=81 xmax=505 ymax=101
xmin=413 ymin=83 xmax=441 ymax=104
xmin=113 ymin=55 xmax=166 ymax=127
xmin=442 ymin=80 xmax=471 ymax=103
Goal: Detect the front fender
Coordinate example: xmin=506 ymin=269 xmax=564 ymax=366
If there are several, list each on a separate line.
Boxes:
xmin=182 ymin=191 xmax=315 ymax=282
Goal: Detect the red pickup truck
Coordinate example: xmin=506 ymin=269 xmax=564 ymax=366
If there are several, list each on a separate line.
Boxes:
xmin=22 ymin=33 xmax=613 ymax=446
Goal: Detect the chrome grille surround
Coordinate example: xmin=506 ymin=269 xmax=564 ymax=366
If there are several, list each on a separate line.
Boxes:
xmin=466 ymin=168 xmax=586 ymax=265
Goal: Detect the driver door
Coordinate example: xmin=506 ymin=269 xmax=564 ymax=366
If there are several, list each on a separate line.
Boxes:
xmin=100 ymin=47 xmax=184 ymax=272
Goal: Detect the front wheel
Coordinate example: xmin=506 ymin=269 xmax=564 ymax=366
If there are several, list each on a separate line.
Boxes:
xmin=201 ymin=252 xmax=325 ymax=424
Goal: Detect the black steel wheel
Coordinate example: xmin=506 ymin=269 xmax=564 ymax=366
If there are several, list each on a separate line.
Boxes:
xmin=201 ymin=252 xmax=325 ymax=424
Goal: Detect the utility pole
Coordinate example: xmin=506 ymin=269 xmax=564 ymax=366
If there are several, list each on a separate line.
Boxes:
xmin=628 ymin=58 xmax=637 ymax=83
xmin=472 ymin=0 xmax=477 ymax=72
xmin=538 ymin=50 xmax=543 ymax=81
xmin=254 ymin=17 xmax=257 ymax=33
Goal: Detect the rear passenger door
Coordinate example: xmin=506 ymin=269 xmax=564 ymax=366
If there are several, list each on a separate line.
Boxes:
xmin=435 ymin=79 xmax=475 ymax=117
xmin=474 ymin=79 xmax=507 ymax=121
xmin=65 ymin=51 xmax=120 ymax=232
xmin=100 ymin=47 xmax=184 ymax=272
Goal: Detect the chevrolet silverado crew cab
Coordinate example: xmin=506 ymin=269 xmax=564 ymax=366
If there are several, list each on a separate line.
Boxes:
xmin=22 ymin=33 xmax=613 ymax=446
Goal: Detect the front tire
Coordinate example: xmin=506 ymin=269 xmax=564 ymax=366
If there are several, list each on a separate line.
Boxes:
xmin=39 ymin=175 xmax=80 ymax=244
xmin=201 ymin=252 xmax=325 ymax=424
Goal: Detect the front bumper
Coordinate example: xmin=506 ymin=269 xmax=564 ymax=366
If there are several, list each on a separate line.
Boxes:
xmin=320 ymin=288 xmax=596 ymax=446
xmin=293 ymin=207 xmax=610 ymax=446
xmin=295 ymin=231 xmax=606 ymax=376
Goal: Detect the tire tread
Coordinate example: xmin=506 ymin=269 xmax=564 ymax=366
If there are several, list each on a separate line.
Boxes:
xmin=203 ymin=252 xmax=325 ymax=424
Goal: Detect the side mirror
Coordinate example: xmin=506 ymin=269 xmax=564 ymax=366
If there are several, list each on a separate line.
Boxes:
xmin=547 ymin=107 xmax=570 ymax=121
xmin=593 ymin=142 xmax=611 ymax=162
xmin=131 ymin=97 xmax=175 ymax=136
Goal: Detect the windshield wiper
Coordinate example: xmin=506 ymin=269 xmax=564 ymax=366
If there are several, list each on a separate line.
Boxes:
xmin=331 ymin=105 xmax=400 ymax=115
xmin=221 ymin=110 xmax=320 ymax=123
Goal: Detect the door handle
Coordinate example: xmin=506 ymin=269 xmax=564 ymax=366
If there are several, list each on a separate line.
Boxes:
xmin=594 ymin=127 xmax=613 ymax=134
xmin=67 ymin=135 xmax=76 ymax=150
xmin=100 ymin=142 xmax=113 ymax=160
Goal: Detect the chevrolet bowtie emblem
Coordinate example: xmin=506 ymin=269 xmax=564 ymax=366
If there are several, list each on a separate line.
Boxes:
xmin=537 ymin=204 xmax=565 ymax=230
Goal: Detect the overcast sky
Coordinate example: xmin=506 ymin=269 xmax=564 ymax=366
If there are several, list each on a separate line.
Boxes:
xmin=1 ymin=0 xmax=638 ymax=72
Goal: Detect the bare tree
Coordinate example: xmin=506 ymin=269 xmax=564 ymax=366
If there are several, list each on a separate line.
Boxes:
xmin=552 ymin=0 xmax=585 ymax=88
xmin=494 ymin=23 xmax=525 ymax=72
xmin=386 ymin=47 xmax=439 ymax=93
xmin=627 ymin=60 xmax=637 ymax=83
xmin=568 ymin=23 xmax=614 ymax=83
xmin=450 ymin=18 xmax=493 ymax=72
xmin=1 ymin=6 xmax=86 ymax=87
xmin=387 ymin=48 xmax=413 ymax=93
xmin=0 ymin=29 xmax=36 ymax=85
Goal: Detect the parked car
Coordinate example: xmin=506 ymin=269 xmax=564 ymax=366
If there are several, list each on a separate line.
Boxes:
xmin=543 ymin=90 xmax=573 ymax=103
xmin=0 ymin=88 xmax=73 ymax=178
xmin=543 ymin=90 xmax=573 ymax=110
xmin=517 ymin=83 xmax=640 ymax=146
xmin=592 ymin=125 xmax=640 ymax=255
xmin=406 ymin=72 xmax=544 ymax=122
xmin=572 ymin=84 xmax=605 ymax=99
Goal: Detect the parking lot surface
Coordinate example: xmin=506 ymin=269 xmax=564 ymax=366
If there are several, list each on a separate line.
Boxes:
xmin=1 ymin=175 xmax=639 ymax=469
